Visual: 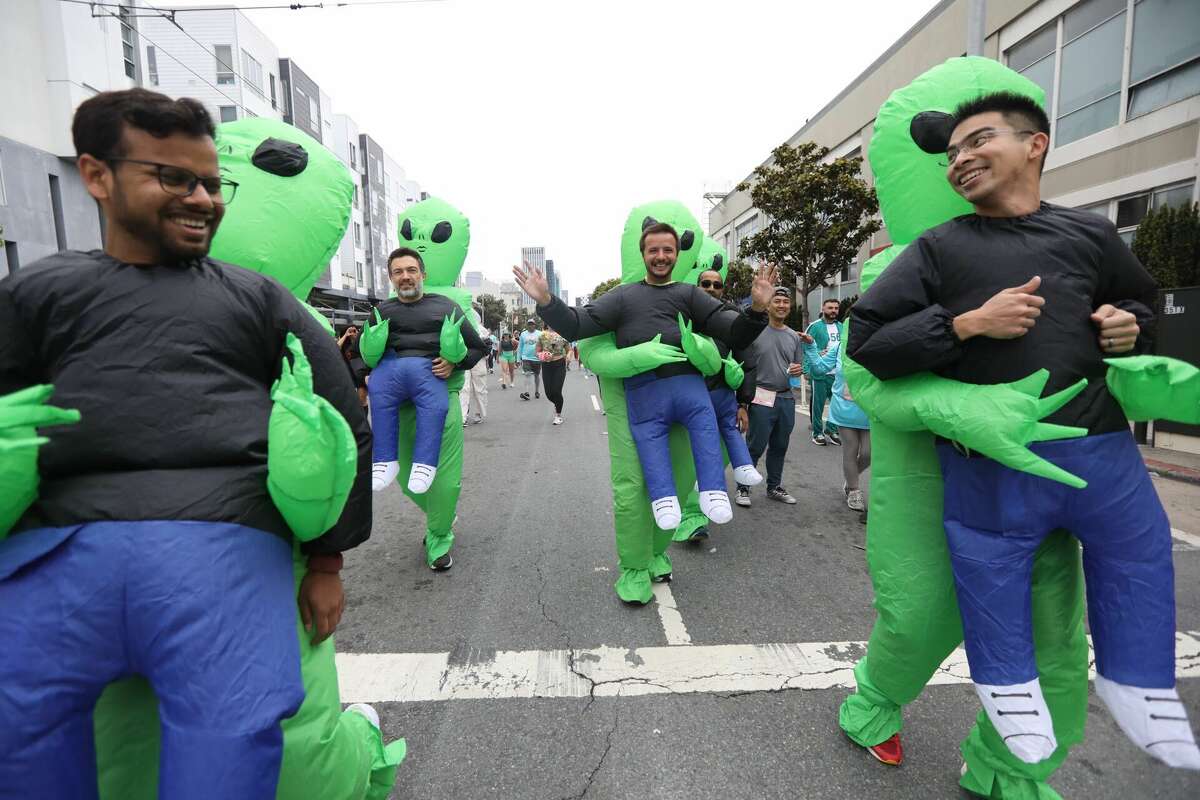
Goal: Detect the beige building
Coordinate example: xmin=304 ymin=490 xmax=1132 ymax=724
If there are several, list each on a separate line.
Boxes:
xmin=709 ymin=0 xmax=1199 ymax=451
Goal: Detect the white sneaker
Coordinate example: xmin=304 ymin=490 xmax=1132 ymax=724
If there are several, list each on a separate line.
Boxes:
xmin=345 ymin=703 xmax=380 ymax=730
xmin=553 ymin=415 xmax=563 ymax=425
xmin=1095 ymin=675 xmax=1200 ymax=769
xmin=651 ymin=496 xmax=682 ymax=530
xmin=846 ymin=489 xmax=865 ymax=511
xmin=699 ymin=490 xmax=733 ymax=524
xmin=975 ymin=678 xmax=1057 ymax=764
xmin=407 ymin=463 xmax=437 ymax=494
xmin=372 ymin=461 xmax=399 ymax=491
xmin=732 ymin=465 xmax=763 ymax=486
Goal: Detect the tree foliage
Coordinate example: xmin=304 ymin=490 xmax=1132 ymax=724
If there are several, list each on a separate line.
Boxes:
xmin=736 ymin=142 xmax=880 ymax=329
xmin=723 ymin=260 xmax=755 ymax=305
xmin=1131 ymin=202 xmax=1200 ymax=290
xmin=591 ymin=277 xmax=621 ymax=299
xmin=474 ymin=293 xmax=507 ymax=332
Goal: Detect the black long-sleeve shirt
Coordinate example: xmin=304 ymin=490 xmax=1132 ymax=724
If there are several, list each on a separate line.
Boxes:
xmin=0 ymin=250 xmax=372 ymax=555
xmin=537 ymin=283 xmax=768 ymax=379
xmin=376 ymin=293 xmax=487 ymax=370
xmin=708 ymin=300 xmax=758 ymax=404
xmin=848 ymin=203 xmax=1157 ymax=435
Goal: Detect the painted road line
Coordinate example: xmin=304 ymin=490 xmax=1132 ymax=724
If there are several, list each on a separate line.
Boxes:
xmin=651 ymin=582 xmax=692 ymax=646
xmin=591 ymin=394 xmax=601 ymax=412
xmin=336 ymin=631 xmax=1200 ymax=704
xmin=1173 ymin=528 xmax=1200 ymax=549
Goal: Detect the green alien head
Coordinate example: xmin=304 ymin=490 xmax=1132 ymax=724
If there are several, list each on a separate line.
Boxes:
xmin=683 ymin=238 xmax=730 ymax=286
xmin=869 ymin=56 xmax=1045 ymax=246
xmin=210 ymin=118 xmax=354 ymax=299
xmin=395 ymin=196 xmax=470 ymax=287
xmin=619 ymin=200 xmax=704 ymax=285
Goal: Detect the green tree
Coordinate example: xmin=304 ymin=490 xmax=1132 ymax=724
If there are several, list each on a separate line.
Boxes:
xmin=591 ymin=277 xmax=621 ymax=299
xmin=736 ymin=142 xmax=880 ymax=329
xmin=723 ymin=260 xmax=755 ymax=304
xmin=1131 ymin=202 xmax=1200 ymax=289
xmin=474 ymin=293 xmax=507 ymax=332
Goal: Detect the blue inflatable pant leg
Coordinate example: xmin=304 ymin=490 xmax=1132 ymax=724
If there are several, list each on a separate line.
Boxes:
xmin=368 ymin=354 xmax=449 ymax=467
xmin=624 ymin=373 xmax=725 ymax=500
xmin=710 ymin=386 xmax=752 ymax=469
xmin=0 ymin=521 xmax=303 ymax=800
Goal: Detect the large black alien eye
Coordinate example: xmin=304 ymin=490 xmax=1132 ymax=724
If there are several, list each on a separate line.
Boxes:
xmin=910 ymin=111 xmax=955 ymax=155
xmin=431 ymin=221 xmax=453 ymax=244
xmin=641 ymin=216 xmax=659 ymax=231
xmin=712 ymin=254 xmax=724 ymax=270
xmin=679 ymin=230 xmax=696 ymax=251
xmin=251 ymin=138 xmax=308 ymax=177
xmin=400 ymin=219 xmax=414 ymax=240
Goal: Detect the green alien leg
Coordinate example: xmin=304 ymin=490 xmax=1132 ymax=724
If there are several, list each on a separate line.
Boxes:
xmin=395 ymin=384 xmax=463 ymax=566
xmin=94 ymin=545 xmax=405 ymax=800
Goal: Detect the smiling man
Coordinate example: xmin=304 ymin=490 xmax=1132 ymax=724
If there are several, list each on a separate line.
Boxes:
xmin=0 ymin=89 xmax=374 ymax=798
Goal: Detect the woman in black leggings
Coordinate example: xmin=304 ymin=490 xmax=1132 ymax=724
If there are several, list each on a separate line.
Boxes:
xmin=537 ymin=328 xmax=570 ymax=425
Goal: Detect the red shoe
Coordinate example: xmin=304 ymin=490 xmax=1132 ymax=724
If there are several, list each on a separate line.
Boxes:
xmin=866 ymin=733 xmax=903 ymax=766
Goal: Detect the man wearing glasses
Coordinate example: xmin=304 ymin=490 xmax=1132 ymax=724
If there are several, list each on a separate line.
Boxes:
xmin=0 ymin=89 xmax=372 ymax=797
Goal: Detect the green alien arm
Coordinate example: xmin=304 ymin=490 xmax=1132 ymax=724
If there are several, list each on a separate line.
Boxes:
xmin=843 ymin=351 xmax=1089 ymax=488
xmin=678 ymin=314 xmax=723 ymax=376
xmin=1106 ymin=355 xmax=1200 ymax=424
xmin=0 ymin=385 xmax=81 ymax=538
xmin=578 ymin=332 xmax=688 ymax=379
xmin=268 ymin=333 xmax=358 ymax=542
xmin=722 ymin=353 xmax=745 ymax=391
xmin=439 ymin=311 xmax=469 ymax=364
xmin=359 ymin=308 xmax=389 ymax=368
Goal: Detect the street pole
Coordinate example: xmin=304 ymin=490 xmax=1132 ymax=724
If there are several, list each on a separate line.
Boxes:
xmin=967 ymin=0 xmax=986 ymax=57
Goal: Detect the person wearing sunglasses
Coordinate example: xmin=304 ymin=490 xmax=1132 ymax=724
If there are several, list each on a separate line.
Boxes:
xmin=0 ymin=89 xmax=373 ymax=798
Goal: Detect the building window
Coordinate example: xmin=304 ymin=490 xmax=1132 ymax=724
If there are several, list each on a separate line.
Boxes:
xmin=214 ymin=45 xmax=235 ymax=85
xmin=146 ymin=45 xmax=158 ymax=86
xmin=356 ymin=260 xmax=364 ymax=284
xmin=118 ymin=6 xmax=137 ymax=79
xmin=353 ymin=185 xmax=359 ymax=209
xmin=269 ymin=74 xmax=277 ymax=109
xmin=349 ymin=143 xmax=357 ymax=169
xmin=1008 ymin=22 xmax=1057 ymax=112
xmin=241 ymin=50 xmax=263 ymax=96
xmin=219 ymin=106 xmax=238 ymax=123
xmin=353 ymin=222 xmax=361 ymax=246
xmin=1127 ymin=0 xmax=1200 ymax=119
xmin=1056 ymin=0 xmax=1126 ymax=146
xmin=1114 ymin=180 xmax=1196 ymax=245
xmin=308 ymin=96 xmax=319 ymax=133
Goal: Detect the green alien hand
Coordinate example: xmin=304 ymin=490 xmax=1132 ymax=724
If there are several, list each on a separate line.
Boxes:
xmin=579 ymin=333 xmax=688 ymax=379
xmin=722 ymin=354 xmax=745 ymax=391
xmin=359 ymin=308 xmax=389 ymax=368
xmin=439 ymin=311 xmax=468 ymax=365
xmin=267 ymin=333 xmax=357 ymax=542
xmin=1106 ymin=355 xmax=1200 ymax=424
xmin=1 ymin=385 xmax=81 ymax=538
xmin=678 ymin=314 xmax=722 ymax=376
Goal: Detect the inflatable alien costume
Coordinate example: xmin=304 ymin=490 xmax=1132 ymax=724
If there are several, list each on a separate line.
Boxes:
xmin=89 ymin=118 xmax=405 ymax=800
xmin=833 ymin=59 xmax=1093 ymax=798
xmin=362 ymin=196 xmax=475 ymax=568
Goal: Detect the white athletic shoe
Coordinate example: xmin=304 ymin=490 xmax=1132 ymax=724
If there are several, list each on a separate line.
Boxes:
xmin=553 ymin=415 xmax=563 ymax=425
xmin=651 ymin=496 xmax=682 ymax=530
xmin=975 ymin=678 xmax=1057 ymax=764
xmin=407 ymin=463 xmax=437 ymax=494
xmin=846 ymin=489 xmax=865 ymax=511
xmin=732 ymin=465 xmax=763 ymax=486
xmin=1095 ymin=675 xmax=1200 ymax=769
xmin=699 ymin=490 xmax=733 ymax=524
xmin=372 ymin=461 xmax=399 ymax=491
xmin=345 ymin=703 xmax=380 ymax=730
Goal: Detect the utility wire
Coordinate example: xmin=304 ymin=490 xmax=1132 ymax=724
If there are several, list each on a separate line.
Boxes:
xmin=59 ymin=0 xmax=445 ymax=11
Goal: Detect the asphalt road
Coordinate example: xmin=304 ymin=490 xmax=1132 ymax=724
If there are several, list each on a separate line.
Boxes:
xmin=338 ymin=366 xmax=1200 ymax=800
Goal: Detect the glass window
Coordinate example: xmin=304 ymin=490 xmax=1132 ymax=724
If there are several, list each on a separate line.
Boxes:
xmin=353 ymin=184 xmax=359 ymax=208
xmin=1130 ymin=0 xmax=1200 ymax=84
xmin=1064 ymin=0 xmax=1126 ymax=42
xmin=308 ymin=97 xmax=319 ymax=133
xmin=215 ymin=45 xmax=234 ymax=85
xmin=241 ymin=50 xmax=263 ymax=95
xmin=1128 ymin=58 xmax=1200 ymax=118
xmin=1153 ymin=182 xmax=1195 ymax=210
xmin=354 ymin=222 xmax=361 ymax=246
xmin=218 ymin=106 xmax=238 ymax=123
xmin=0 ymin=149 xmax=7 ymax=206
xmin=145 ymin=45 xmax=158 ymax=86
xmin=1020 ymin=56 xmax=1056 ymax=116
xmin=1116 ymin=193 xmax=1150 ymax=228
xmin=1056 ymin=10 xmax=1124 ymax=144
xmin=119 ymin=6 xmax=136 ymax=79
xmin=1007 ymin=24 xmax=1056 ymax=72
xmin=269 ymin=74 xmax=277 ymax=108
xmin=1079 ymin=201 xmax=1111 ymax=219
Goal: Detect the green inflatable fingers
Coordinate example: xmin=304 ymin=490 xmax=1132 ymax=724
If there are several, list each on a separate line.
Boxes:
xmin=439 ymin=312 xmax=469 ymax=364
xmin=268 ymin=333 xmax=358 ymax=541
xmin=359 ymin=309 xmax=389 ymax=369
xmin=1106 ymin=355 xmax=1200 ymax=424
xmin=0 ymin=385 xmax=80 ymax=539
xmin=678 ymin=313 xmax=722 ymax=376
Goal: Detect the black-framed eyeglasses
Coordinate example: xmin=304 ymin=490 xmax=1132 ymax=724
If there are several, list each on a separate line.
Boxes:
xmin=106 ymin=158 xmax=239 ymax=205
xmin=700 ymin=279 xmax=724 ymax=290
xmin=941 ymin=129 xmax=1035 ymax=167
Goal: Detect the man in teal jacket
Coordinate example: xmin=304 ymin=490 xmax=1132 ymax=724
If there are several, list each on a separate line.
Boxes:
xmin=804 ymin=298 xmax=842 ymax=445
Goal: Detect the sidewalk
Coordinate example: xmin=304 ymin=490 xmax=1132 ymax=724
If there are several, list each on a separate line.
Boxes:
xmin=1141 ymin=444 xmax=1200 ymax=486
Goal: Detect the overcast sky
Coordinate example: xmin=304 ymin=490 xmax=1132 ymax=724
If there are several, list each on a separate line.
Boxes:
xmin=173 ymin=0 xmax=936 ymax=297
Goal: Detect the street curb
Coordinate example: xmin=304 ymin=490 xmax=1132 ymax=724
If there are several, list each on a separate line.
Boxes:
xmin=1144 ymin=458 xmax=1200 ymax=487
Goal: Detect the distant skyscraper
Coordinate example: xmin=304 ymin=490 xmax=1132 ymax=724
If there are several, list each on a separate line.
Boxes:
xmin=520 ymin=246 xmax=544 ymax=305
xmin=545 ymin=259 xmax=560 ymax=301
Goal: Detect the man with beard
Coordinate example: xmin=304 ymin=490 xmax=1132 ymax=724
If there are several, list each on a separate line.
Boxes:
xmin=805 ymin=298 xmax=843 ymax=446
xmin=0 ymin=89 xmax=372 ymax=798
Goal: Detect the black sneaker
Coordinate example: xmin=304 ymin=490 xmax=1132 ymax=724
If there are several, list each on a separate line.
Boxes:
xmin=827 ymin=431 xmax=842 ymax=446
xmin=735 ymin=486 xmax=751 ymax=507
xmin=535 ymin=391 xmax=540 ymax=399
xmin=688 ymin=526 xmax=710 ymax=542
xmin=652 ymin=572 xmax=672 ymax=583
xmin=767 ymin=486 xmax=797 ymax=504
xmin=812 ymin=433 xmax=827 ymax=446
xmin=520 ymin=392 xmax=530 ymax=400
xmin=431 ymin=553 xmax=453 ymax=571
